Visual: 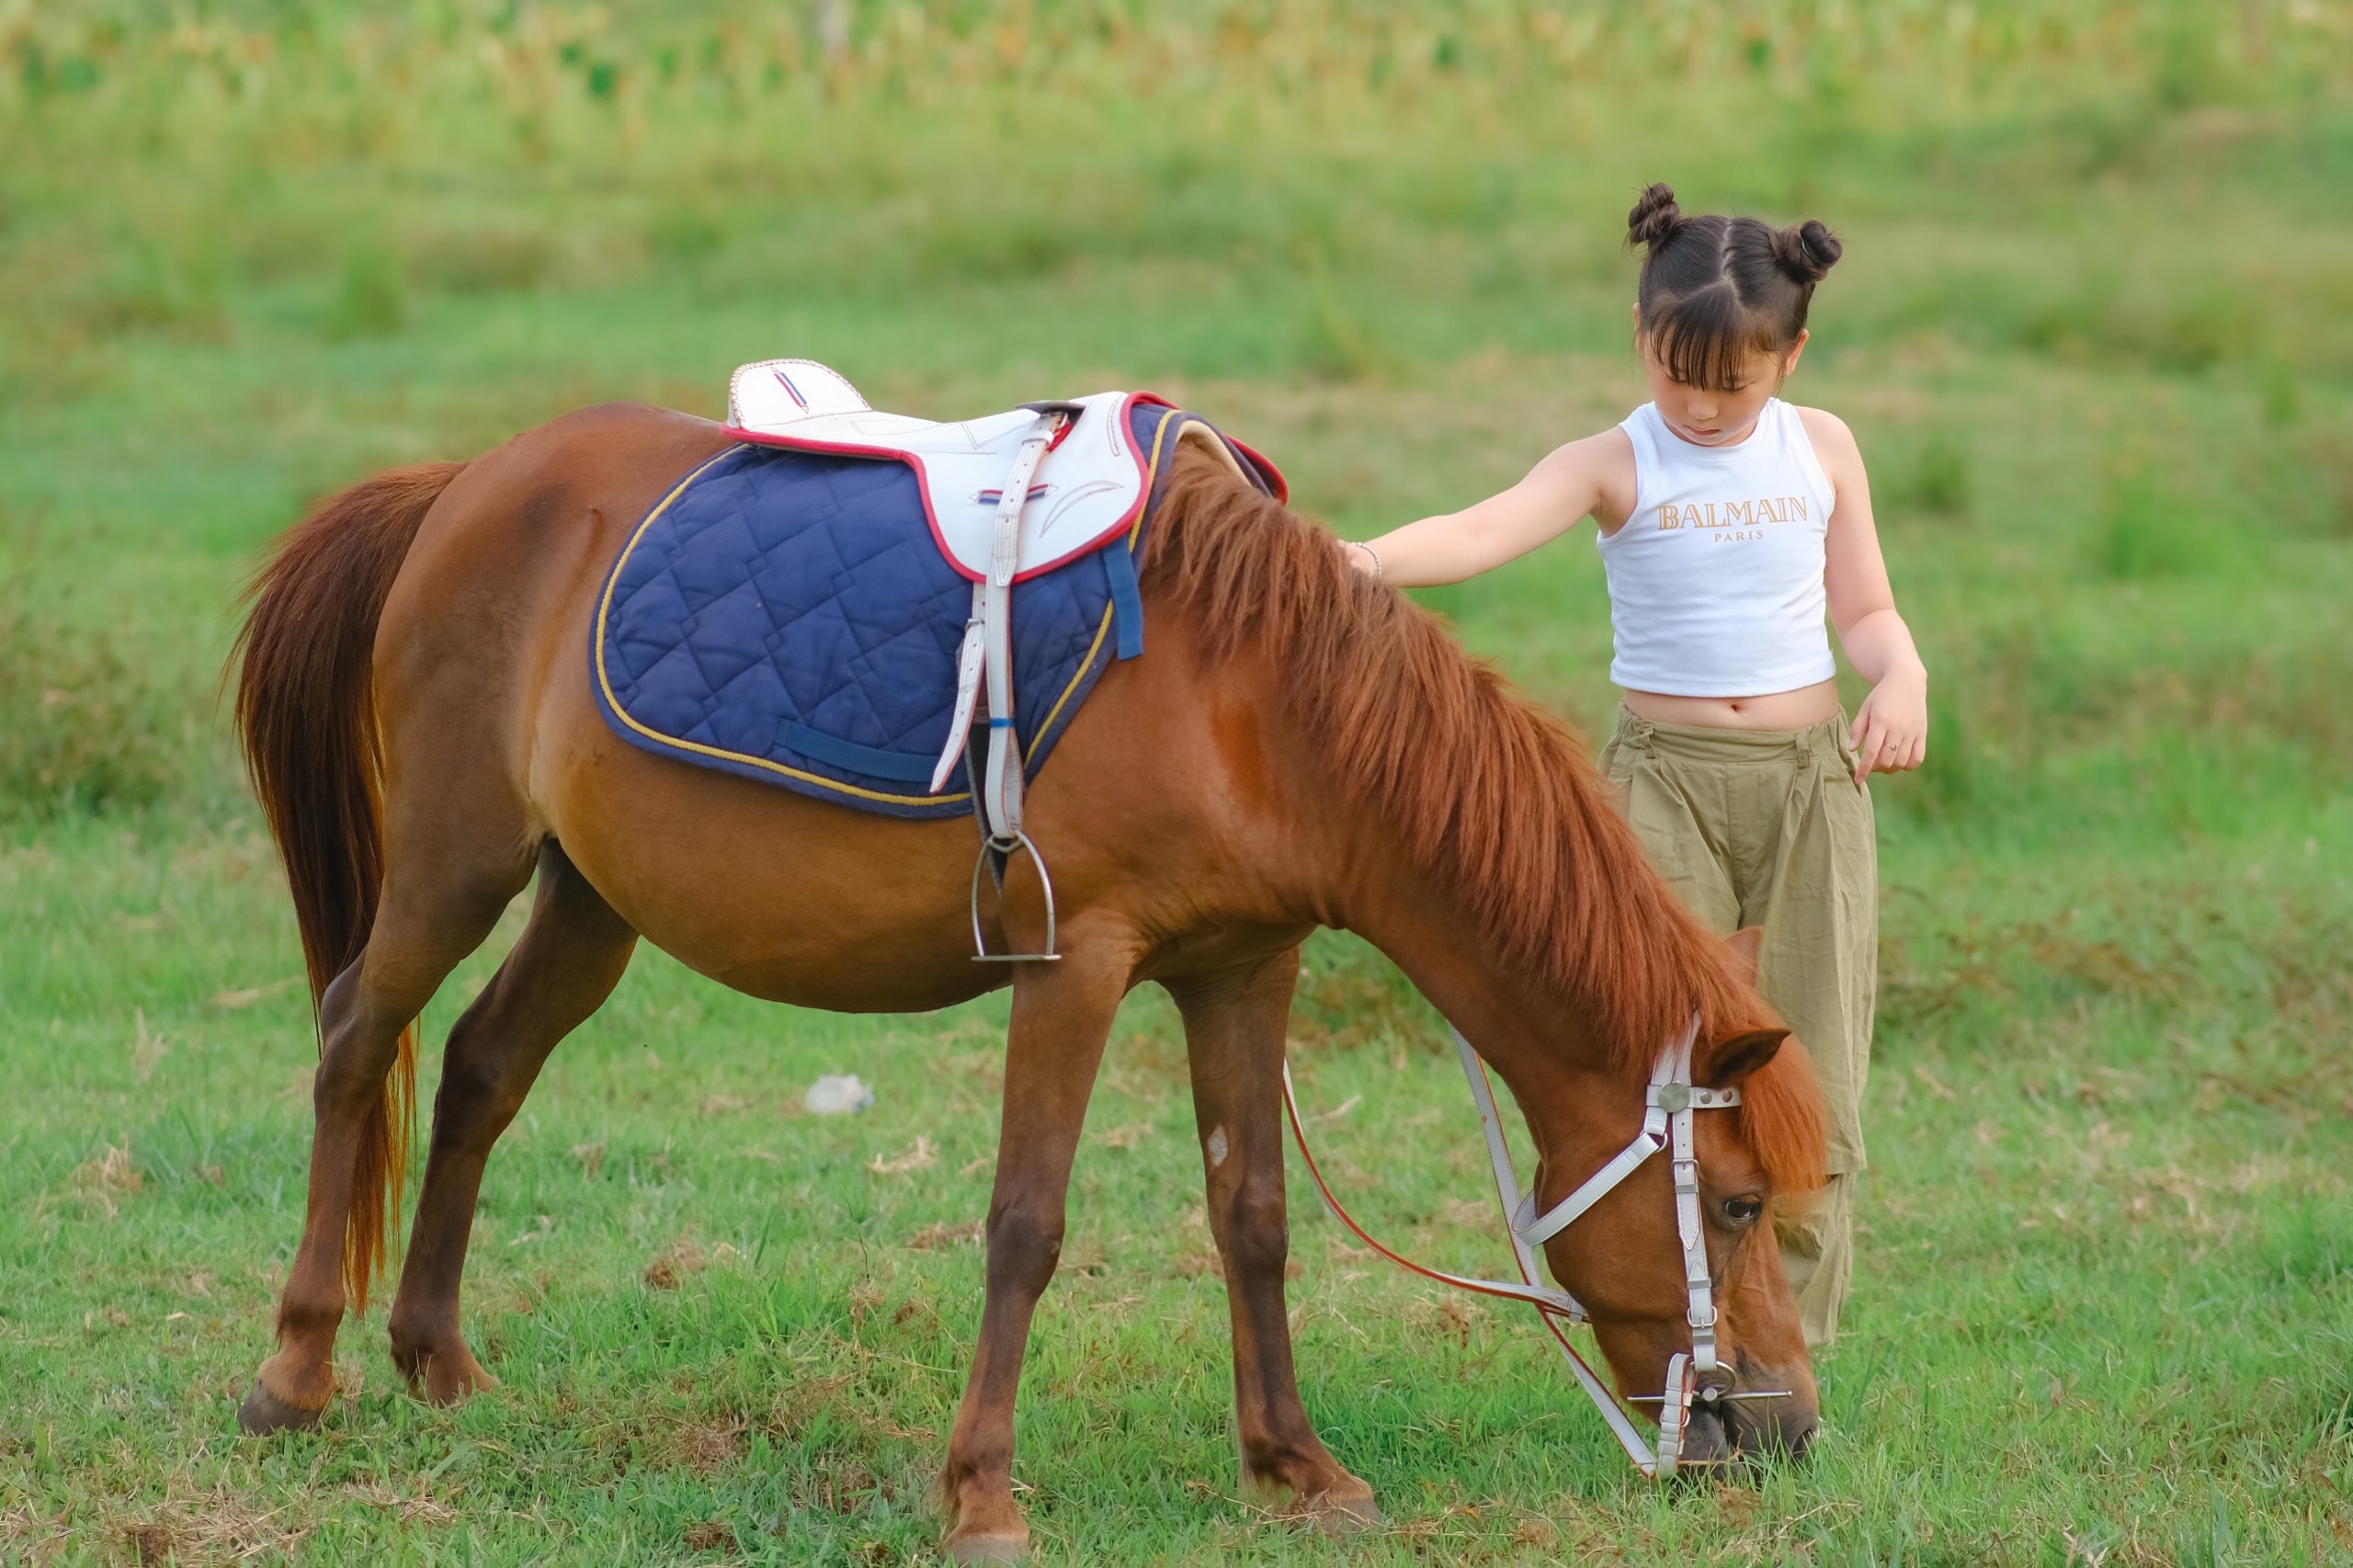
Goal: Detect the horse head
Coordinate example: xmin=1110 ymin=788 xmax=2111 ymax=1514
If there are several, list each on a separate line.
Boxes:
xmin=1511 ymin=927 xmax=1825 ymax=1471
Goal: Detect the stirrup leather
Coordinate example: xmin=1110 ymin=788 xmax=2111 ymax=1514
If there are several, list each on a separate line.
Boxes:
xmin=941 ymin=408 xmax=1074 ymax=961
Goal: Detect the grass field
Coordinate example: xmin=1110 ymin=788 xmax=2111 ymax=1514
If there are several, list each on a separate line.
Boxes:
xmin=4 ymin=4 xmax=2351 ymax=1563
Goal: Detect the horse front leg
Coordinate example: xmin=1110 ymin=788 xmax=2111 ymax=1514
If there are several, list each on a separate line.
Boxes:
xmin=1165 ymin=950 xmax=1381 ymax=1532
xmin=939 ymin=940 xmax=1131 ymax=1563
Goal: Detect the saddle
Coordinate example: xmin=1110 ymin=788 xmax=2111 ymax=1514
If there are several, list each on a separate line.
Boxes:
xmin=727 ymin=360 xmax=1282 ymax=584
xmin=596 ymin=360 xmax=1284 ymax=960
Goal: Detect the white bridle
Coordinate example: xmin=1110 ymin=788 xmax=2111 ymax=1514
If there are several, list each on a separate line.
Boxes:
xmin=1280 ymin=1011 xmax=1764 ymax=1478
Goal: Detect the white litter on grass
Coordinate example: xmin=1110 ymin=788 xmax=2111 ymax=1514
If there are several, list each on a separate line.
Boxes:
xmin=804 ymin=1074 xmax=875 ymax=1116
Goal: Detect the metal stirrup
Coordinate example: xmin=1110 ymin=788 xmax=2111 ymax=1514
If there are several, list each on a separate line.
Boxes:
xmin=970 ymin=830 xmax=1060 ymax=963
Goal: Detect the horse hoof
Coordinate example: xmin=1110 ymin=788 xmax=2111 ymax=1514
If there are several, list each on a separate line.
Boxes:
xmin=1303 ymin=1481 xmax=1382 ymax=1537
xmin=392 ymin=1343 xmax=499 ymax=1406
xmin=943 ymin=1528 xmax=1029 ymax=1564
xmin=236 ymin=1379 xmax=324 ymax=1437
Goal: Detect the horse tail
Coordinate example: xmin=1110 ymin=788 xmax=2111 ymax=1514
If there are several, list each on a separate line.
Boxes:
xmin=230 ymin=460 xmax=464 ymax=1311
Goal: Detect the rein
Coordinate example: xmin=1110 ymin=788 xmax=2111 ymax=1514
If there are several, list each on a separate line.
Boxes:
xmin=1279 ymin=1012 xmax=1761 ymax=1479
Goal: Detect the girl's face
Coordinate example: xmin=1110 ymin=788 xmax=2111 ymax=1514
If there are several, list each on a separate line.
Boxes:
xmin=1635 ymin=318 xmax=1809 ymax=449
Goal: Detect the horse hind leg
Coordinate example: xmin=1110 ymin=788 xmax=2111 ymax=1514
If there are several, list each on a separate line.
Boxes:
xmin=239 ymin=851 xmax=530 ymax=1436
xmin=387 ymin=842 xmax=637 ymax=1403
xmin=1165 ymin=951 xmax=1380 ymax=1534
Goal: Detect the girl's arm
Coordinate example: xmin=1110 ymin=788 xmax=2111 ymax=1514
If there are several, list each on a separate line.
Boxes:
xmin=1804 ymin=407 xmax=1928 ymax=784
xmin=1347 ymin=429 xmax=1634 ymax=588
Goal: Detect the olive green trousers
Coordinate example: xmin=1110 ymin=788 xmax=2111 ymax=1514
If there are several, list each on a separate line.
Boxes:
xmin=1597 ymin=705 xmax=1876 ymax=1347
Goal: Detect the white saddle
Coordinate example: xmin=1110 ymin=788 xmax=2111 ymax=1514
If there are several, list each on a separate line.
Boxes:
xmin=726 ymin=358 xmax=1254 ymax=581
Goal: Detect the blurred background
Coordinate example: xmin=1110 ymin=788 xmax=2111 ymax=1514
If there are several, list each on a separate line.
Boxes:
xmin=3 ymin=4 xmax=2348 ymax=1562
xmin=5 ymin=0 xmax=2349 ymax=837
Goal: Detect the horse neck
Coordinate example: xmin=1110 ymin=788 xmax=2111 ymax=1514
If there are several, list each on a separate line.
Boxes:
xmin=1320 ymin=835 xmax=1635 ymax=1134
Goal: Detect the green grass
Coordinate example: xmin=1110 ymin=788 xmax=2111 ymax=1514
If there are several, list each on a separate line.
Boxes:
xmin=4 ymin=3 xmax=2351 ymax=1562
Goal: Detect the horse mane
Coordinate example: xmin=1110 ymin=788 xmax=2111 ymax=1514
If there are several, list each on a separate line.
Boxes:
xmin=1142 ymin=444 xmax=1825 ymax=1192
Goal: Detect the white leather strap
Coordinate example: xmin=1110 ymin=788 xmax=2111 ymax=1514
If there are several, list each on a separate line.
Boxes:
xmin=932 ymin=414 xmax=1062 ymax=819
xmin=1545 ymin=1318 xmax=1665 ymax=1474
xmin=1516 ymin=1121 xmax=1667 ymax=1248
xmin=1653 ymin=1352 xmax=1695 ymax=1477
xmin=1511 ymin=1017 xmax=1717 ymax=1250
xmin=979 ymin=419 xmax=1056 ymax=836
xmin=932 ymin=588 xmax=987 ymax=794
xmin=1449 ymin=1028 xmax=1559 ymax=1298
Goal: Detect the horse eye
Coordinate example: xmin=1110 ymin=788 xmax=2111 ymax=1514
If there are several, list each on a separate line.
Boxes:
xmin=1722 ymin=1195 xmax=1764 ymax=1226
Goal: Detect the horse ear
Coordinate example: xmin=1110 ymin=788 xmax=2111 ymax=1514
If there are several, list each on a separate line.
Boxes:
xmin=1724 ymin=926 xmax=1765 ymax=983
xmin=1707 ymin=1028 xmax=1790 ymax=1086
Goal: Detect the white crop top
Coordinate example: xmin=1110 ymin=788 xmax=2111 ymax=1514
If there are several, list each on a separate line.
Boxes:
xmin=1595 ymin=399 xmax=1837 ymax=698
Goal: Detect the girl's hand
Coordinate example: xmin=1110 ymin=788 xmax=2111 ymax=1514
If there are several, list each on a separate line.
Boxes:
xmin=1848 ymin=668 xmax=1927 ymax=784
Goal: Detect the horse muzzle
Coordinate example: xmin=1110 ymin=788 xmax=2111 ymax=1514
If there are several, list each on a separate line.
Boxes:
xmin=1657 ymin=1366 xmax=1818 ymax=1477
xmin=1721 ymin=1380 xmax=1819 ymax=1464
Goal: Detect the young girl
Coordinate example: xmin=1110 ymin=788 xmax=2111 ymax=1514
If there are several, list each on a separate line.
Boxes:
xmin=1344 ymin=184 xmax=1927 ymax=1346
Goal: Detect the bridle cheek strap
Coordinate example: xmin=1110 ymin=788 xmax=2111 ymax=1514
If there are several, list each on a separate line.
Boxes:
xmin=1457 ymin=1013 xmax=1731 ymax=1477
xmin=1280 ymin=1011 xmax=1734 ymax=1481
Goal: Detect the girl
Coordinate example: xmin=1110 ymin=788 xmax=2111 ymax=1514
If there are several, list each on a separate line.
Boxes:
xmin=1344 ymin=184 xmax=1927 ymax=1346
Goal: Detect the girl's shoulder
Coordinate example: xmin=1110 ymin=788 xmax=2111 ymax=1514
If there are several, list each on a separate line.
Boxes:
xmin=1538 ymin=422 xmax=1636 ymax=475
xmin=1784 ymin=403 xmax=1867 ymax=510
xmin=1528 ymin=423 xmax=1640 ymax=535
xmin=1788 ymin=403 xmax=1861 ymax=463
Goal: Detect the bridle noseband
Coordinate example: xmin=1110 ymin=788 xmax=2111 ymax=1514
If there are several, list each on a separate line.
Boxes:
xmin=1281 ymin=1011 xmax=1772 ymax=1478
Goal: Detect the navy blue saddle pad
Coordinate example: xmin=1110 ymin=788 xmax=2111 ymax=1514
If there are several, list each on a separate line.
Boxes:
xmin=593 ymin=398 xmax=1275 ymax=819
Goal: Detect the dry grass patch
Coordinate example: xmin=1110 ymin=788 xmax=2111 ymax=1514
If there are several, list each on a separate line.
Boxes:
xmin=642 ymin=1233 xmax=709 ymax=1290
xmin=906 ymin=1218 xmax=983 ymax=1251
xmin=110 ymin=1490 xmax=311 ymax=1564
xmin=1403 ymin=1292 xmax=1487 ymax=1347
xmin=681 ymin=1517 xmax=734 ymax=1551
xmin=866 ymin=1136 xmax=938 ymax=1176
xmin=669 ymin=1413 xmax=750 ymax=1474
xmin=65 ymin=1142 xmax=141 ymax=1219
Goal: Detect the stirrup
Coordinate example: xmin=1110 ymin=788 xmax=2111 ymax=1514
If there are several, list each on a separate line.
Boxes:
xmin=970 ymin=831 xmax=1061 ymax=962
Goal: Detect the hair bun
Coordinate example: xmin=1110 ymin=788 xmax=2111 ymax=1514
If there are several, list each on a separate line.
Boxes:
xmin=1773 ymin=218 xmax=1842 ymax=284
xmin=1626 ymin=183 xmax=1683 ymax=252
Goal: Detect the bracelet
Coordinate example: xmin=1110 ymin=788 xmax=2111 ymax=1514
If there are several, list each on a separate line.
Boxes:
xmin=1349 ymin=540 xmax=1384 ymax=585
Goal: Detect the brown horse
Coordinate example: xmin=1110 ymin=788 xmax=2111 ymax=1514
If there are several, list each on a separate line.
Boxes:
xmin=230 ymin=402 xmax=1826 ymax=1560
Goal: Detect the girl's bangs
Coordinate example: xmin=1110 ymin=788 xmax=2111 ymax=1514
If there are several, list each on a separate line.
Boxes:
xmin=1646 ymin=286 xmax=1785 ymax=393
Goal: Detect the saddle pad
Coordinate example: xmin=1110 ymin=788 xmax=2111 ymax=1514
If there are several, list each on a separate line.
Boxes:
xmin=594 ymin=397 xmax=1273 ymax=818
xmin=724 ymin=361 xmax=1288 ymax=584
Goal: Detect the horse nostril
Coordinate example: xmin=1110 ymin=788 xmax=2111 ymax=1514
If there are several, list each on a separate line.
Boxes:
xmin=1727 ymin=1396 xmax=1817 ymax=1465
xmin=1670 ymin=1404 xmax=1735 ymax=1481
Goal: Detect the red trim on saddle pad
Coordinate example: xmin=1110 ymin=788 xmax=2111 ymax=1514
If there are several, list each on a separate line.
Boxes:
xmin=1222 ymin=432 xmax=1288 ymax=503
xmin=721 ymin=390 xmax=1167 ymax=585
